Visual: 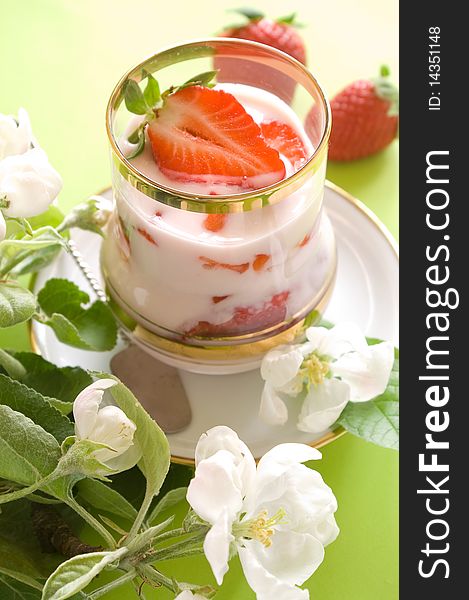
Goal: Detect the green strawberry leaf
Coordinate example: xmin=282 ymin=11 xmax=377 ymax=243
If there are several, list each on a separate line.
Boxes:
xmin=230 ymin=7 xmax=265 ymax=21
xmin=180 ymin=70 xmax=218 ymax=90
xmin=7 ymin=351 xmax=91 ymax=411
xmin=126 ymin=126 xmax=146 ymax=159
xmin=0 ymin=282 xmax=37 ymax=328
xmin=143 ymin=72 xmax=161 ymax=107
xmin=336 ymin=348 xmax=399 ymax=449
xmin=0 ymin=374 xmax=74 ymax=443
xmin=123 ymin=79 xmax=148 ymax=115
xmin=36 ymin=279 xmax=117 ymax=352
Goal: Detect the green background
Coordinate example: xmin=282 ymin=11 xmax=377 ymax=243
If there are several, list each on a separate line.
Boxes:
xmin=0 ymin=0 xmax=398 ymax=598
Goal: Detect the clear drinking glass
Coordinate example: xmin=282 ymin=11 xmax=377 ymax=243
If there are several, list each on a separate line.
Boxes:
xmin=102 ymin=39 xmax=336 ymax=374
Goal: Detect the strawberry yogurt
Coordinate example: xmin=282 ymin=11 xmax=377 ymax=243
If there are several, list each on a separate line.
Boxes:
xmin=101 ymin=83 xmax=335 ymax=344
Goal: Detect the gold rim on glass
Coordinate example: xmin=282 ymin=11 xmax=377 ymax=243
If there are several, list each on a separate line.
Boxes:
xmin=28 ymin=180 xmax=398 ymax=465
xmin=106 ymin=38 xmax=331 ymax=213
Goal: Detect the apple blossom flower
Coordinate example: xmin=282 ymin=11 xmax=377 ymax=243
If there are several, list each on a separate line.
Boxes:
xmin=0 ymin=147 xmax=62 ymax=218
xmin=73 ymin=379 xmax=141 ymax=473
xmin=0 ymin=109 xmax=32 ymax=160
xmin=259 ymin=322 xmax=395 ymax=433
xmin=187 ymin=426 xmax=338 ymax=600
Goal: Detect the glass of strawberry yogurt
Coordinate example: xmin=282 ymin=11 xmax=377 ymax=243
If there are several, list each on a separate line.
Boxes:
xmin=102 ymin=39 xmax=336 ymax=374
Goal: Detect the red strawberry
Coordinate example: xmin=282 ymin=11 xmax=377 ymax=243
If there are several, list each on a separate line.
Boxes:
xmin=187 ymin=291 xmax=290 ymax=337
xmin=204 ymin=214 xmax=227 ymax=232
xmin=324 ymin=66 xmax=399 ymax=161
xmin=147 ymin=86 xmax=285 ymax=189
xmin=215 ymin=10 xmax=306 ymax=103
xmin=261 ymin=120 xmax=308 ymax=169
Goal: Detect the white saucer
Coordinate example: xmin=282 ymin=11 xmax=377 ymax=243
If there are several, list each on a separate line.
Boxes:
xmin=32 ymin=182 xmax=398 ymax=463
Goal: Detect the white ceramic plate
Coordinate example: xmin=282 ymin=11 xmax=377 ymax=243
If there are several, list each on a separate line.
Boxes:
xmin=32 ymin=182 xmax=398 ymax=463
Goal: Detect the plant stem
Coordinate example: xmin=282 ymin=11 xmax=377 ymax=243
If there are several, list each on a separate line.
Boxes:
xmin=142 ymin=531 xmax=206 ymax=564
xmin=64 ymin=494 xmax=117 ymax=550
xmin=127 ymin=488 xmax=153 ymax=543
xmin=88 ymin=569 xmax=136 ymax=599
xmin=139 ymin=564 xmax=174 ymax=592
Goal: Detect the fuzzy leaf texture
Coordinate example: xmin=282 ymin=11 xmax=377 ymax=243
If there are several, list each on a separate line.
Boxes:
xmin=36 ymin=279 xmax=117 ymax=351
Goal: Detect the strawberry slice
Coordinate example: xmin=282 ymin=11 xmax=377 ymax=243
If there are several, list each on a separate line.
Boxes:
xmin=199 ymin=256 xmax=249 ymax=274
xmin=137 ymin=227 xmax=158 ymax=246
xmin=147 ymin=86 xmax=285 ymax=189
xmin=253 ymin=253 xmax=271 ymax=271
xmin=260 ymin=120 xmax=308 ymax=168
xmin=212 ymin=295 xmax=231 ymax=304
xmin=204 ymin=214 xmax=227 ymax=232
xmin=186 ymin=291 xmax=290 ymax=337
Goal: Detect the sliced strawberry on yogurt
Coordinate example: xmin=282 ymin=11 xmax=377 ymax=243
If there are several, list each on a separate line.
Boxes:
xmin=203 ymin=214 xmax=227 ymax=232
xmin=147 ymin=86 xmax=285 ymax=189
xmin=186 ymin=291 xmax=290 ymax=337
xmin=260 ymin=120 xmax=308 ymax=169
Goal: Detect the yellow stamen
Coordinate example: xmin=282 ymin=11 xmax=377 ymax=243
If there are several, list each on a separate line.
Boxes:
xmin=300 ymin=353 xmax=330 ymax=387
xmin=235 ymin=508 xmax=287 ymax=548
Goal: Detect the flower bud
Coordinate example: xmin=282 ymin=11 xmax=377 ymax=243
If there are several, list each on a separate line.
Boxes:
xmin=0 ymin=109 xmax=32 ymax=160
xmin=73 ymin=379 xmax=140 ymax=473
xmin=0 ymin=148 xmax=62 ymax=218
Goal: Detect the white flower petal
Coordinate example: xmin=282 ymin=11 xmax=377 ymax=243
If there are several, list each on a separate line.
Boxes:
xmin=332 ymin=341 xmax=394 ymax=402
xmin=260 ymin=345 xmax=304 ymax=389
xmin=297 ymin=379 xmax=350 ymax=433
xmin=203 ymin=510 xmax=234 ymax=585
xmin=89 ymin=405 xmax=136 ymax=457
xmin=238 ymin=540 xmax=311 ymax=600
xmin=195 ymin=425 xmax=256 ymax=495
xmin=104 ymin=440 xmax=142 ymax=473
xmin=0 ymin=148 xmax=62 ymax=218
xmin=259 ymin=383 xmax=289 ymax=426
xmin=259 ymin=444 xmax=322 ymax=470
xmin=187 ymin=451 xmax=243 ymax=526
xmin=0 ymin=109 xmax=32 ymax=160
xmin=73 ymin=379 xmax=117 ymax=439
xmin=306 ymin=323 xmax=369 ymax=359
xmin=247 ymin=530 xmax=324 ymax=586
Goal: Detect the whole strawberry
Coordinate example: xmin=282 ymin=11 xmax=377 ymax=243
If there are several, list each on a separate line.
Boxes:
xmin=325 ymin=66 xmax=399 ymax=161
xmin=215 ymin=8 xmax=307 ymax=103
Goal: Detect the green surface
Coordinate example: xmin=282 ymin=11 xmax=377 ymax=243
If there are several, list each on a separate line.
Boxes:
xmin=0 ymin=1 xmax=398 ymax=598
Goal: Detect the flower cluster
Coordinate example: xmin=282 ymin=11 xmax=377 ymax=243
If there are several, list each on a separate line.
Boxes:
xmin=187 ymin=426 xmax=338 ymax=600
xmin=260 ymin=322 xmax=394 ymax=433
xmin=0 ymin=109 xmax=62 ymax=238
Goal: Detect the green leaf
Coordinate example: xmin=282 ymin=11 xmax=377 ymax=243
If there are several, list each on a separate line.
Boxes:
xmin=125 ymin=515 xmax=174 ymax=553
xmin=28 ymin=206 xmax=65 ymax=230
xmin=0 ymin=575 xmax=42 ymax=599
xmin=0 ymin=374 xmax=74 ymax=443
xmin=36 ymin=279 xmax=117 ymax=351
xmin=337 ymin=349 xmax=399 ymax=449
xmin=42 ymin=548 xmax=128 ymax=600
xmin=76 ymin=479 xmax=138 ymax=521
xmin=125 ymin=127 xmax=146 ymax=160
xmin=123 ymin=80 xmax=148 ymax=115
xmin=0 ymin=349 xmax=26 ymax=379
xmin=181 ymin=70 xmax=217 ymax=90
xmin=95 ymin=375 xmax=170 ymax=538
xmin=0 ymin=282 xmax=36 ymax=328
xmin=0 ymin=499 xmax=61 ymax=581
xmin=57 ymin=199 xmax=109 ymax=237
xmin=143 ymin=73 xmax=161 ymax=107
xmin=230 ymin=7 xmax=264 ymax=20
xmin=9 ymin=352 xmax=92 ymax=411
xmin=0 ymin=405 xmax=61 ymax=488
xmin=147 ymin=487 xmax=187 ymax=526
